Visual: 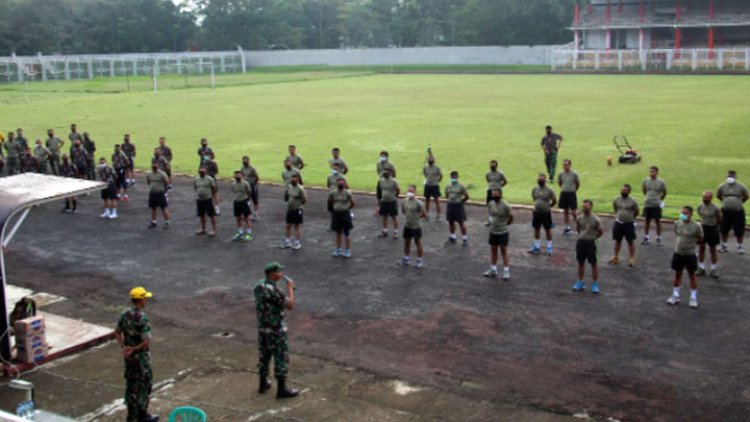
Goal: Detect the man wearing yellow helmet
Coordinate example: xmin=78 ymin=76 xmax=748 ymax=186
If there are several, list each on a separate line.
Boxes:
xmin=115 ymin=287 xmax=159 ymax=422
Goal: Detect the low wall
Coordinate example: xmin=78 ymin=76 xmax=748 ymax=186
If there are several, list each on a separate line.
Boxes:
xmin=244 ymin=46 xmax=556 ymax=68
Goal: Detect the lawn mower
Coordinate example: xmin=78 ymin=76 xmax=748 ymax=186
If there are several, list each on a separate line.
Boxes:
xmin=613 ymin=135 xmax=642 ymax=164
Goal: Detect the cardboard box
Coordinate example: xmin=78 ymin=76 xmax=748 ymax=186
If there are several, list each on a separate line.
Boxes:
xmin=16 ymin=343 xmax=48 ymax=364
xmin=13 ymin=315 xmax=45 ymax=338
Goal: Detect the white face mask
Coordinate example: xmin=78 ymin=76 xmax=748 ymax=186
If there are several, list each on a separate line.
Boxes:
xmin=406 ymin=192 xmax=415 ymax=199
xmin=380 ymin=156 xmax=386 ymax=162
xmin=332 ymin=170 xmax=338 ymax=175
xmin=727 ymin=177 xmax=737 ymax=185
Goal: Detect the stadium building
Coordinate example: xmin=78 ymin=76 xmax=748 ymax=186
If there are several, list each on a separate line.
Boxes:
xmin=553 ymin=0 xmax=750 ymax=71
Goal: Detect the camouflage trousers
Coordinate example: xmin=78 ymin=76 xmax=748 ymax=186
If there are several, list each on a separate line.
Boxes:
xmin=124 ymin=351 xmax=153 ymax=421
xmin=5 ymin=157 xmax=19 ymax=175
xmin=48 ymin=154 xmax=61 ymax=175
xmin=258 ymin=330 xmax=289 ymax=378
xmin=545 ymin=150 xmax=558 ymax=181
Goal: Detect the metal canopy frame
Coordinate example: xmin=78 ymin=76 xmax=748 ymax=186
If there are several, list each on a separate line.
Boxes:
xmin=0 ymin=174 xmax=105 ymax=361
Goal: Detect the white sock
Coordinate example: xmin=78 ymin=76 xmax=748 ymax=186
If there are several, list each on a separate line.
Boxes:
xmin=547 ymin=240 xmax=553 ymax=248
xmin=691 ymin=289 xmax=698 ymax=300
xmin=698 ymin=262 xmax=705 ymax=270
xmin=462 ymin=235 xmax=468 ymax=241
xmin=382 ymin=228 xmax=388 ymax=233
xmin=534 ymin=239 xmax=541 ymax=248
xmin=490 ymin=265 xmax=497 ymax=272
xmin=450 ymin=234 xmax=457 ymax=240
xmin=403 ymin=256 xmax=410 ymax=261
xmin=656 ymin=236 xmax=661 ymax=241
xmin=710 ymin=263 xmax=717 ymax=270
xmin=285 ymin=237 xmax=290 ymax=243
xmin=151 ymin=220 xmax=157 ymax=224
xmin=503 ymin=266 xmax=509 ymax=272
xmin=238 ymin=228 xmax=243 ymax=234
xmin=722 ymin=242 xmax=728 ymax=248
xmin=393 ymin=229 xmax=398 ymax=234
xmin=673 ymin=287 xmax=680 ymax=297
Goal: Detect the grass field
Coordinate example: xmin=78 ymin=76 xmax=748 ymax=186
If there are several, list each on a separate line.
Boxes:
xmin=1 ymin=69 xmax=748 ymax=218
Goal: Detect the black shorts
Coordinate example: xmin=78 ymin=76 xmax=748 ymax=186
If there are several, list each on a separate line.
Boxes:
xmin=403 ymin=227 xmax=423 ymax=240
xmin=424 ymin=185 xmax=441 ymax=199
xmin=379 ymin=201 xmax=398 ymax=217
xmin=286 ymin=209 xmax=303 ymax=225
xmin=532 ymin=212 xmax=552 ymax=230
xmin=115 ymin=171 xmax=127 ymax=189
xmin=613 ymin=221 xmax=636 ymax=243
xmin=331 ymin=211 xmax=353 ymax=233
xmin=486 ymin=190 xmax=493 ymax=204
xmin=644 ymin=206 xmax=662 ymax=220
xmin=720 ymin=209 xmax=746 ymax=236
xmin=233 ymin=200 xmax=251 ymax=217
xmin=148 ymin=192 xmax=168 ymax=209
xmin=489 ymin=232 xmax=509 ymax=247
xmin=125 ymin=156 xmax=134 ymax=170
xmin=671 ymin=253 xmax=698 ymax=273
xmin=702 ymin=224 xmax=720 ymax=247
xmin=558 ymin=192 xmax=578 ymax=210
xmin=196 ymin=198 xmax=216 ymax=217
xmin=447 ymin=203 xmax=466 ymax=223
xmin=576 ymin=239 xmax=598 ymax=265
xmin=250 ymin=184 xmax=259 ymax=205
xmin=101 ymin=185 xmax=117 ymax=200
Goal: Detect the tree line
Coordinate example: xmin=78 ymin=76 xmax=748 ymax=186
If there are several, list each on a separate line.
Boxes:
xmin=0 ymin=0 xmax=575 ymax=56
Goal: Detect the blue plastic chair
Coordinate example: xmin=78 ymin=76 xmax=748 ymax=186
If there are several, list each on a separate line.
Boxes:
xmin=168 ymin=406 xmax=207 ymax=422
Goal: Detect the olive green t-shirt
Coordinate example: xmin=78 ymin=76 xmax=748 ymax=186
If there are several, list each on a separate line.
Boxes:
xmin=486 ymin=170 xmax=507 ymax=191
xmin=488 ymin=199 xmax=512 ymax=234
xmin=46 ymin=137 xmax=63 ymax=154
xmin=242 ymin=165 xmax=258 ymax=185
xmin=642 ymin=178 xmax=667 ymax=208
xmin=33 ymin=145 xmax=51 ymax=161
xmin=402 ymin=198 xmax=425 ymax=229
xmin=231 ymin=180 xmax=252 ymax=202
xmin=329 ymin=157 xmax=347 ymax=171
xmin=532 ymin=185 xmax=556 ymax=213
xmin=674 ymin=220 xmax=703 ymax=255
xmin=286 ymin=184 xmax=306 ymax=210
xmin=697 ymin=202 xmax=722 ymax=226
xmin=613 ymin=196 xmax=639 ymax=223
xmin=423 ymin=164 xmax=442 ymax=186
xmin=445 ymin=182 xmax=468 ymax=204
xmin=376 ymin=160 xmax=395 ymax=176
xmin=717 ymin=181 xmax=749 ymax=212
xmin=327 ymin=173 xmax=347 ymax=190
xmin=194 ymin=175 xmax=215 ymax=200
xmin=329 ymin=189 xmax=353 ymax=212
xmin=558 ymin=170 xmax=580 ymax=193
xmin=282 ymin=168 xmax=301 ymax=185
xmin=286 ymin=154 xmax=303 ymax=170
xmin=379 ymin=178 xmax=400 ymax=203
xmin=146 ymin=170 xmax=168 ymax=193
xmin=576 ymin=213 xmax=603 ymax=241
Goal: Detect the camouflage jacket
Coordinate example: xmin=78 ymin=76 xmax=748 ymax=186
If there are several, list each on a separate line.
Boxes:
xmin=254 ymin=278 xmax=287 ymax=332
xmin=116 ymin=306 xmax=152 ymax=351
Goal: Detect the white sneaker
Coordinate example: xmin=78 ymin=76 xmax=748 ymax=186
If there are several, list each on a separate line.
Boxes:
xmin=689 ymin=297 xmax=698 ymax=308
xmin=415 ymin=259 xmax=424 ymax=269
xmin=738 ymin=245 xmax=745 ymax=255
xmin=109 ymin=210 xmax=118 ymax=219
xmin=100 ymin=210 xmax=110 ymax=218
xmin=667 ymin=295 xmax=680 ymax=305
xmin=502 ymin=268 xmax=510 ymax=280
xmin=292 ymin=241 xmax=302 ymax=250
xmin=483 ymin=268 xmax=498 ymax=277
xmin=280 ymin=240 xmax=291 ymax=249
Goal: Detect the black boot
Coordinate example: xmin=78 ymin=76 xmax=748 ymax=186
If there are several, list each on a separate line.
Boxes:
xmin=138 ymin=409 xmax=159 ymax=422
xmin=126 ymin=405 xmax=138 ymax=422
xmin=275 ymin=377 xmax=299 ymax=399
xmin=259 ymin=376 xmax=272 ymax=394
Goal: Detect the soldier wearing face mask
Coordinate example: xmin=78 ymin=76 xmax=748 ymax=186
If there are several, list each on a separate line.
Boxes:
xmin=716 ymin=170 xmax=748 ymax=254
xmin=241 ymin=156 xmax=260 ymax=219
xmin=231 ymin=170 xmax=253 ymax=242
xmin=485 ymin=189 xmax=513 ymax=280
xmin=328 ymin=179 xmax=356 ymax=258
xmin=609 ymin=184 xmax=640 ymax=267
xmin=399 ymin=185 xmax=427 ymax=268
xmin=697 ymin=191 xmax=722 ymax=278
xmin=98 ymin=158 xmax=119 ymax=219
xmin=529 ymin=174 xmax=557 ymax=256
xmin=667 ymin=206 xmax=704 ymax=309
xmin=327 ymin=163 xmax=347 ymax=190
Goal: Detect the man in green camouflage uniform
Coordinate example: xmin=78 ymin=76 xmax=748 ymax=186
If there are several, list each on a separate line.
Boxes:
xmin=45 ymin=129 xmax=64 ymax=175
xmin=540 ymin=125 xmax=563 ymax=181
xmin=115 ymin=287 xmax=159 ymax=422
xmin=255 ymin=262 xmax=299 ymax=399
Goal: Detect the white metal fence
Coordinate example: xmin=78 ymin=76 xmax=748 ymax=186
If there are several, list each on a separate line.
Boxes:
xmin=0 ymin=50 xmax=246 ymax=84
xmin=552 ymin=48 xmax=750 ymax=72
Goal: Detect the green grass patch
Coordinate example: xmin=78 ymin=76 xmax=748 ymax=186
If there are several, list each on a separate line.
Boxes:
xmin=1 ymin=73 xmax=748 ymax=219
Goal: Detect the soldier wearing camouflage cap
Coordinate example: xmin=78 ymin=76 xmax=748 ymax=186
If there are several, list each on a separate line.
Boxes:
xmin=255 ymin=262 xmax=299 ymax=399
xmin=115 ymin=287 xmax=159 ymax=422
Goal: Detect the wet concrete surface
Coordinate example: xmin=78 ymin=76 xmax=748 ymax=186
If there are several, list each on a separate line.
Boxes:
xmin=2 ymin=173 xmax=750 ymax=421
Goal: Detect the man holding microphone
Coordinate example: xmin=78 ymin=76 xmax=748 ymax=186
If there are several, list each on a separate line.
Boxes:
xmin=255 ymin=262 xmax=300 ymax=399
